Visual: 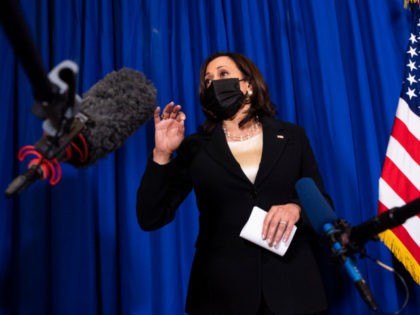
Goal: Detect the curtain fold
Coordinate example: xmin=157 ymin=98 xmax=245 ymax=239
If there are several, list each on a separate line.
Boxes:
xmin=1 ymin=1 xmax=419 ymax=314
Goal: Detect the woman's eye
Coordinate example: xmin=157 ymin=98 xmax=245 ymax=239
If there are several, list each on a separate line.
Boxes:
xmin=220 ymin=71 xmax=229 ymax=78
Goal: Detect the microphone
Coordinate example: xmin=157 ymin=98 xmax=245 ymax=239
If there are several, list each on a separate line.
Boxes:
xmin=350 ymin=198 xmax=420 ymax=252
xmin=295 ymin=177 xmax=379 ymax=312
xmin=1 ymin=0 xmax=157 ymax=197
xmin=5 ymin=67 xmax=157 ymax=197
xmin=69 ymin=67 xmax=157 ymax=166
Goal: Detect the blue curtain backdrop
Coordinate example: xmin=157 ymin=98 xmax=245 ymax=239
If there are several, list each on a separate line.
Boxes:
xmin=1 ymin=0 xmax=419 ymax=314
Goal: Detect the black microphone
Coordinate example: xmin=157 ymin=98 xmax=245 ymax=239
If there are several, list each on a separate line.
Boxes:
xmin=349 ymin=198 xmax=420 ymax=253
xmin=295 ymin=177 xmax=379 ymax=312
xmin=5 ymin=67 xmax=157 ymax=197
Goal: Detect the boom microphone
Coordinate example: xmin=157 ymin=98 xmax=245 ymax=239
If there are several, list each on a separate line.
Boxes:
xmin=295 ymin=177 xmax=378 ymax=312
xmin=1 ymin=0 xmax=157 ymax=197
xmin=350 ymin=198 xmax=420 ymax=252
xmin=5 ymin=67 xmax=157 ymax=197
xmin=66 ymin=67 xmax=157 ymax=166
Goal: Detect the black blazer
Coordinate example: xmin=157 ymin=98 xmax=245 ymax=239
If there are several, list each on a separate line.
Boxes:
xmin=137 ymin=116 xmax=329 ymax=315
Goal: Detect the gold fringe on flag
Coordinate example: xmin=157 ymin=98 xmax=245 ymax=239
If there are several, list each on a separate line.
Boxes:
xmin=379 ymin=230 xmax=420 ymax=285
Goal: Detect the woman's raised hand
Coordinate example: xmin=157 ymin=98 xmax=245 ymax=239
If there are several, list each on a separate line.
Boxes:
xmin=153 ymin=102 xmax=186 ymax=164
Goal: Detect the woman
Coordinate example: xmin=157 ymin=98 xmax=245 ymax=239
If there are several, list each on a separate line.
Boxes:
xmin=136 ymin=52 xmax=329 ymax=315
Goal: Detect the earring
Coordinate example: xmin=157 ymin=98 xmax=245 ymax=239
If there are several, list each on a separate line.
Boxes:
xmin=244 ymin=90 xmax=253 ymax=104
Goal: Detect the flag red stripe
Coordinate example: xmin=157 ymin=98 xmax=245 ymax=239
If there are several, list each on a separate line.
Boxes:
xmin=378 ymin=7 xmax=420 ymax=283
xmin=378 ymin=201 xmax=420 ymax=265
xmin=380 ymin=157 xmax=420 ymax=202
xmin=391 ymin=116 xmax=420 ymax=165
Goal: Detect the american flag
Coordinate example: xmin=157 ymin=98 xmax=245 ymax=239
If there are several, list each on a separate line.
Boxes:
xmin=378 ymin=1 xmax=420 ymax=285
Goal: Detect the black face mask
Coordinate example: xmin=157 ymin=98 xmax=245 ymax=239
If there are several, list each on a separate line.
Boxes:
xmin=201 ymin=78 xmax=245 ymax=120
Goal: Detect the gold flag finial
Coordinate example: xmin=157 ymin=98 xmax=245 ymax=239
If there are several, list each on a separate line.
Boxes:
xmin=405 ymin=0 xmax=419 ymax=8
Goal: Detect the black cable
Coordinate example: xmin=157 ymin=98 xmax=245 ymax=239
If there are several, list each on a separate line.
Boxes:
xmin=362 ymin=253 xmax=410 ymax=315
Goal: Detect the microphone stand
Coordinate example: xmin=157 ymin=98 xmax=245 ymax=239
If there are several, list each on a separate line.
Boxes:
xmin=331 ymin=207 xmax=418 ymax=315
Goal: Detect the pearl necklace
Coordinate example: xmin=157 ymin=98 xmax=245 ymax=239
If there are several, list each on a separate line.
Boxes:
xmin=222 ymin=121 xmax=261 ymax=142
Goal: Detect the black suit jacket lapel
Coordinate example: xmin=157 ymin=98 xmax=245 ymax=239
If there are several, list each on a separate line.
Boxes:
xmin=254 ymin=117 xmax=288 ymax=186
xmin=203 ymin=124 xmax=250 ymax=183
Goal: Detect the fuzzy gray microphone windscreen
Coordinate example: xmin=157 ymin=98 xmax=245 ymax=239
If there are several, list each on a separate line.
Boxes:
xmin=69 ymin=67 xmax=157 ymax=166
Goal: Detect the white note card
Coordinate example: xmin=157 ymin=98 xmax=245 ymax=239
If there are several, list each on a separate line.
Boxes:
xmin=240 ymin=206 xmax=297 ymax=256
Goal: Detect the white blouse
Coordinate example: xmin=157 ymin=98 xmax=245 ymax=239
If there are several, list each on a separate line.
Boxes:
xmin=227 ymin=133 xmax=263 ymax=183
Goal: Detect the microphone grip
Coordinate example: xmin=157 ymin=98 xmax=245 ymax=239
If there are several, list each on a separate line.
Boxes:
xmin=355 ymin=280 xmax=378 ymax=312
xmin=5 ymin=164 xmax=43 ymax=197
xmin=324 ymin=223 xmax=378 ymax=311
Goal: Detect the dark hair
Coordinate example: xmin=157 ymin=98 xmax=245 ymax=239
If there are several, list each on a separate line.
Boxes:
xmin=198 ymin=52 xmax=275 ymax=133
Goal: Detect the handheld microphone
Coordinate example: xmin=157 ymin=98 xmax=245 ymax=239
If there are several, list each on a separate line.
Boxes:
xmin=295 ymin=177 xmax=379 ymax=312
xmin=5 ymin=67 xmax=157 ymax=197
